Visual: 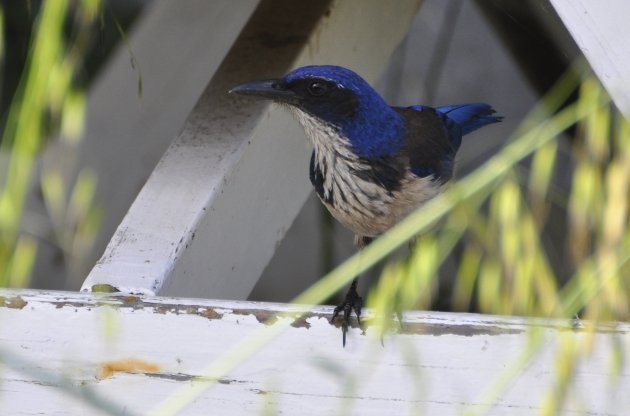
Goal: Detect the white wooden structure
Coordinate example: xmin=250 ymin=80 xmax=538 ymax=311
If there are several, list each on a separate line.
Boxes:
xmin=3 ymin=290 xmax=630 ymax=415
xmin=550 ymin=0 xmax=630 ymax=120
xmin=5 ymin=0 xmax=630 ymax=414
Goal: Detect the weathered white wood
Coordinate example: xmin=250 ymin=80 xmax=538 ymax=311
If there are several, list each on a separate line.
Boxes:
xmin=83 ymin=0 xmax=423 ymax=298
xmin=550 ymin=0 xmax=630 ymax=119
xmin=1 ymin=289 xmax=629 ymax=415
xmin=37 ymin=0 xmax=260 ymax=288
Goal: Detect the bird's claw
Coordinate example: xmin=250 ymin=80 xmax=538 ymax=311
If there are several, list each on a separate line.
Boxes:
xmin=330 ymin=283 xmax=363 ymax=347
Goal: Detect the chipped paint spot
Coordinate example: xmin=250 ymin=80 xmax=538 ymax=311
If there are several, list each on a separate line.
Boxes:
xmin=54 ymin=301 xmax=92 ymax=309
xmin=141 ymin=374 xmax=249 ymax=384
xmin=144 ymin=372 xmax=196 ymax=382
xmin=98 ymin=358 xmax=161 ymax=379
xmin=0 ymin=296 xmax=28 ymax=309
xmin=199 ymin=308 xmax=222 ymax=320
xmin=217 ymin=378 xmax=248 ymax=385
xmin=411 ymin=323 xmax=523 ymax=337
xmin=326 ymin=317 xmax=523 ymax=337
xmin=233 ymin=309 xmax=278 ymax=325
xmin=9 ymin=296 xmax=27 ymax=309
xmin=122 ymin=296 xmax=141 ymax=307
xmin=155 ymin=306 xmax=171 ymax=314
xmin=291 ymin=313 xmax=315 ymax=329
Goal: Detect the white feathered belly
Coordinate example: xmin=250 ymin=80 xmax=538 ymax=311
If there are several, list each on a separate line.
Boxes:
xmin=319 ymin=171 xmax=442 ymax=237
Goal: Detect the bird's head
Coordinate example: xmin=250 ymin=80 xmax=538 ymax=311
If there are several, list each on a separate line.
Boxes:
xmin=230 ymin=65 xmax=405 ymax=158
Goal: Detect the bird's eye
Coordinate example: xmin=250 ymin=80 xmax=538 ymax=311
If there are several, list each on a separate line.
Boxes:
xmin=307 ymin=81 xmax=327 ymax=96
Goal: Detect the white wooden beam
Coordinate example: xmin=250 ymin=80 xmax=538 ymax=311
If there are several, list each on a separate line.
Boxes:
xmin=550 ymin=0 xmax=630 ymax=119
xmin=1 ymin=289 xmax=629 ymax=415
xmin=35 ymin=0 xmax=260 ymax=288
xmin=82 ymin=0 xmax=423 ymax=298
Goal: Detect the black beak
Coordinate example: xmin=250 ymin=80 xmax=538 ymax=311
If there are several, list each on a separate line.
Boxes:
xmin=229 ymin=79 xmax=299 ymax=104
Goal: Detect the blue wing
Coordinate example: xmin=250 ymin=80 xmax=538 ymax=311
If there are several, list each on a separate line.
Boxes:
xmin=397 ymin=103 xmax=502 ymax=181
xmin=409 ymin=103 xmax=502 ymax=151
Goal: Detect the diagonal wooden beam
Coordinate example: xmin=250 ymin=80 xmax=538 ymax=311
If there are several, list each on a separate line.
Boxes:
xmin=83 ymin=0 xmax=423 ymax=297
xmin=550 ymin=0 xmax=630 ymax=119
xmin=34 ymin=0 xmax=261 ymax=289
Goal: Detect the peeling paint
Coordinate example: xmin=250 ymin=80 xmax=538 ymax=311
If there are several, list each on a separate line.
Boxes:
xmin=122 ymin=296 xmax=142 ymax=308
xmin=217 ymin=378 xmax=248 ymax=385
xmin=155 ymin=305 xmax=172 ymax=314
xmin=142 ymin=373 xmax=250 ymax=384
xmin=404 ymin=322 xmax=524 ymax=337
xmin=4 ymin=290 xmax=628 ymax=338
xmin=144 ymin=372 xmax=196 ymax=382
xmin=232 ymin=309 xmax=278 ymax=325
xmin=0 ymin=296 xmax=28 ymax=309
xmin=291 ymin=316 xmax=312 ymax=329
xmin=326 ymin=317 xmax=523 ymax=337
xmin=199 ymin=308 xmax=222 ymax=320
xmin=54 ymin=301 xmax=94 ymax=309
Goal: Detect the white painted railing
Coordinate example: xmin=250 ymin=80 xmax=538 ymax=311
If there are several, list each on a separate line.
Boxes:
xmin=3 ymin=289 xmax=630 ymax=415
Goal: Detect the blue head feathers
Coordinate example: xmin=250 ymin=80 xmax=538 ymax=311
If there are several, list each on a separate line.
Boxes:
xmin=231 ymin=65 xmax=406 ymax=158
xmin=283 ymin=65 xmax=406 ymax=158
xmin=230 ymin=65 xmax=501 ymax=159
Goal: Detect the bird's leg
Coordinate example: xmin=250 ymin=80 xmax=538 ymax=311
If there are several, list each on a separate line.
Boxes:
xmin=330 ymin=278 xmax=363 ymax=347
xmin=330 ymin=236 xmax=372 ymax=347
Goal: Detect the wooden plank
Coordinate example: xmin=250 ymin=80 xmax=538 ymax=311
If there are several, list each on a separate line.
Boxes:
xmin=1 ymin=289 xmax=629 ymax=415
xmin=82 ymin=0 xmax=423 ymax=298
xmin=550 ymin=0 xmax=630 ymax=119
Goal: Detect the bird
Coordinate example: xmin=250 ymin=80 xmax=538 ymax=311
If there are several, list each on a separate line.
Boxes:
xmin=230 ymin=65 xmax=502 ymax=345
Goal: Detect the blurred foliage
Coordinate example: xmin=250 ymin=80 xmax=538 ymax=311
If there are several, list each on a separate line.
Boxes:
xmin=368 ymin=73 xmax=629 ymax=323
xmin=366 ymin=70 xmax=630 ymax=414
xmin=0 ymin=0 xmax=103 ymax=287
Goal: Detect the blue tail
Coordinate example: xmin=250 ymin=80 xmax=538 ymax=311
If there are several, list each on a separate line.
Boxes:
xmin=436 ymin=103 xmax=502 ymax=135
xmin=437 ymin=103 xmax=502 ymax=150
xmin=407 ymin=103 xmax=502 ymax=150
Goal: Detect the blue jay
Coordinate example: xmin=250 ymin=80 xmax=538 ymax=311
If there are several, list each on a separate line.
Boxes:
xmin=230 ymin=65 xmax=501 ymax=345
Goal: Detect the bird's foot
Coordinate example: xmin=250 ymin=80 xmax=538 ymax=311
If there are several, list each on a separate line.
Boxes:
xmin=330 ymin=281 xmax=363 ymax=347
